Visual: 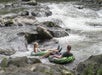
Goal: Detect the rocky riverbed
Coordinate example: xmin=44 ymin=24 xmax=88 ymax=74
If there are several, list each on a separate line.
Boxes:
xmin=0 ymin=0 xmax=102 ymax=75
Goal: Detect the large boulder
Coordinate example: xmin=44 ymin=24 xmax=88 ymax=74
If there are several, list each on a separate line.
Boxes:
xmin=21 ymin=32 xmax=39 ymax=43
xmin=42 ymin=21 xmax=69 ymax=37
xmin=37 ymin=26 xmax=53 ymax=39
xmin=0 ymin=63 xmax=74 ymax=75
xmin=76 ymin=54 xmax=102 ymax=75
xmin=0 ymin=56 xmax=41 ymax=68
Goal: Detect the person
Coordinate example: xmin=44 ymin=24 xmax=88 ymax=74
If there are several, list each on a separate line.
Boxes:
xmin=33 ymin=42 xmax=40 ymax=53
xmin=42 ymin=45 xmax=73 ymax=59
xmin=33 ymin=42 xmax=62 ymax=54
xmin=51 ymin=45 xmax=73 ymax=58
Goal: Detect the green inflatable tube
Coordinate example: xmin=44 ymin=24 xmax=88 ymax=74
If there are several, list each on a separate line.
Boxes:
xmin=48 ymin=56 xmax=75 ymax=64
xmin=31 ymin=51 xmax=49 ymax=56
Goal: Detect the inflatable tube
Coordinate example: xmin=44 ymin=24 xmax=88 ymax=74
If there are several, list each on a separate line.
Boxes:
xmin=31 ymin=51 xmax=49 ymax=56
xmin=48 ymin=56 xmax=75 ymax=64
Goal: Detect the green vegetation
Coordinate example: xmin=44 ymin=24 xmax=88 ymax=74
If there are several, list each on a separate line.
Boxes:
xmin=0 ymin=58 xmax=8 ymax=70
xmin=83 ymin=65 xmax=94 ymax=75
xmin=97 ymin=67 xmax=102 ymax=75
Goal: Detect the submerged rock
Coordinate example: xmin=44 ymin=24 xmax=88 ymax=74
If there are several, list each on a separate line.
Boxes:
xmin=20 ymin=11 xmax=29 ymax=16
xmin=76 ymin=54 xmax=102 ymax=75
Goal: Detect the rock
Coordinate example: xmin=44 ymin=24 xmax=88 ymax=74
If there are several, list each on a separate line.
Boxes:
xmin=76 ymin=54 xmax=102 ymax=75
xmin=31 ymin=9 xmax=52 ymax=17
xmin=24 ymin=33 xmax=39 ymax=44
xmin=45 ymin=11 xmax=52 ymax=17
xmin=0 ymin=58 xmax=8 ymax=68
xmin=0 ymin=57 xmax=41 ymax=68
xmin=8 ymin=56 xmax=28 ymax=67
xmin=26 ymin=1 xmax=37 ymax=6
xmin=21 ymin=0 xmax=37 ymax=6
xmin=5 ymin=3 xmax=13 ymax=8
xmin=20 ymin=11 xmax=29 ymax=16
xmin=0 ymin=49 xmax=16 ymax=56
xmin=31 ymin=11 xmax=40 ymax=17
xmin=30 ymin=64 xmax=74 ymax=75
xmin=49 ymin=30 xmax=69 ymax=37
xmin=1 ymin=63 xmax=74 ymax=75
xmin=43 ymin=21 xmax=60 ymax=27
xmin=37 ymin=26 xmax=53 ymax=39
xmin=0 ymin=19 xmax=14 ymax=27
xmin=27 ymin=58 xmax=41 ymax=64
xmin=4 ymin=19 xmax=14 ymax=26
xmin=13 ymin=16 xmax=37 ymax=26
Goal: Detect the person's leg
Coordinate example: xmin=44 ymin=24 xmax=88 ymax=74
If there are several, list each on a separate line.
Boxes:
xmin=41 ymin=51 xmax=53 ymax=58
xmin=57 ymin=45 xmax=62 ymax=52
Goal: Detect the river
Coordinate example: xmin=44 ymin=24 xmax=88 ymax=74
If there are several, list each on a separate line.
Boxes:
xmin=0 ymin=1 xmax=102 ymax=70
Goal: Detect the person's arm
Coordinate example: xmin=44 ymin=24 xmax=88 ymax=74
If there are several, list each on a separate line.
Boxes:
xmin=34 ymin=48 xmax=38 ymax=53
xmin=40 ymin=48 xmax=46 ymax=51
xmin=53 ymin=55 xmax=62 ymax=58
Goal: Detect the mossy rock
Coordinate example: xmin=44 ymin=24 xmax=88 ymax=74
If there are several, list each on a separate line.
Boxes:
xmin=76 ymin=54 xmax=102 ymax=75
xmin=0 ymin=58 xmax=8 ymax=68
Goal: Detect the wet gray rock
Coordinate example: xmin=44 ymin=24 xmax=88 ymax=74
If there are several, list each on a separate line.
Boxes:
xmin=31 ymin=5 xmax=52 ymax=17
xmin=43 ymin=21 xmax=60 ymax=27
xmin=37 ymin=26 xmax=53 ymax=39
xmin=5 ymin=3 xmax=14 ymax=8
xmin=0 ymin=56 xmax=41 ymax=68
xmin=20 ymin=11 xmax=29 ymax=16
xmin=21 ymin=32 xmax=39 ymax=43
xmin=76 ymin=54 xmax=102 ymax=75
xmin=49 ymin=30 xmax=69 ymax=37
xmin=25 ymin=1 xmax=37 ymax=6
xmin=0 ymin=49 xmax=16 ymax=56
xmin=42 ymin=21 xmax=69 ymax=37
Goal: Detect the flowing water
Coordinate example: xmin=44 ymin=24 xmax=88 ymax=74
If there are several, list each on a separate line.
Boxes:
xmin=0 ymin=1 xmax=102 ymax=70
xmin=36 ymin=2 xmax=102 ymax=69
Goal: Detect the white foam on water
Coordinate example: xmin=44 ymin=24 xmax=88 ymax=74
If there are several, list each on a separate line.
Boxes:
xmin=37 ymin=3 xmax=102 ymax=32
xmin=11 ymin=45 xmax=33 ymax=58
xmin=97 ymin=9 xmax=102 ymax=17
